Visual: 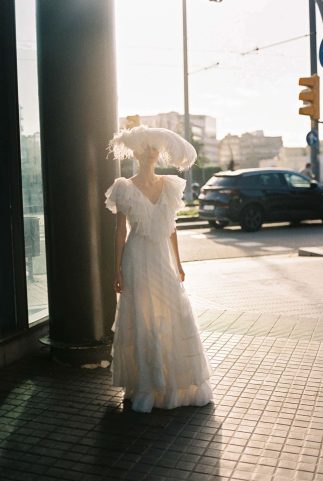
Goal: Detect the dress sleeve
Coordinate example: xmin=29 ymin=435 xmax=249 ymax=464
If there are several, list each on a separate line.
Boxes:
xmin=165 ymin=175 xmax=187 ymax=212
xmin=104 ymin=177 xmax=130 ymax=215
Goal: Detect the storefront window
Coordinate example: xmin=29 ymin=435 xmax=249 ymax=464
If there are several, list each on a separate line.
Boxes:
xmin=15 ymin=0 xmax=48 ymax=323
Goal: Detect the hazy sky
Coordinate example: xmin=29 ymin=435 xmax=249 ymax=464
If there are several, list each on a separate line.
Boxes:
xmin=16 ymin=0 xmax=323 ymax=146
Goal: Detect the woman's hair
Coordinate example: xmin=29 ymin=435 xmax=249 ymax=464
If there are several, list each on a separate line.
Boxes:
xmin=107 ymin=125 xmax=197 ymax=170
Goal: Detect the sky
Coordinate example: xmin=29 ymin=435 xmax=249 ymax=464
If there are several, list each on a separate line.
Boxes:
xmin=15 ymin=0 xmax=323 ymax=147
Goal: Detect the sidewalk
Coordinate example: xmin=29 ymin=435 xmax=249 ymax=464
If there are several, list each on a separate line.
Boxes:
xmin=1 ymin=255 xmax=323 ymax=481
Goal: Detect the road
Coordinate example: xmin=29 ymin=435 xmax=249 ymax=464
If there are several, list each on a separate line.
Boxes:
xmin=178 ymin=220 xmax=323 ymax=262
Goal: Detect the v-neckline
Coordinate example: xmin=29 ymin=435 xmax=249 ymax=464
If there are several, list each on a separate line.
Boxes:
xmin=130 ymin=177 xmax=165 ymax=206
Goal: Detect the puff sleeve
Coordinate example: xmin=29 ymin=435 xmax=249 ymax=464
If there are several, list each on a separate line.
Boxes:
xmin=104 ymin=177 xmax=130 ymax=215
xmin=164 ymin=175 xmax=186 ymax=212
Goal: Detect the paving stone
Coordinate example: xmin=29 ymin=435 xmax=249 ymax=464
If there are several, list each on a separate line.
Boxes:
xmin=2 ymin=269 xmax=323 ymax=481
xmin=295 ymin=472 xmax=315 ymax=481
xmin=251 ymin=473 xmax=273 ymax=481
xmin=274 ymin=467 xmax=296 ymax=479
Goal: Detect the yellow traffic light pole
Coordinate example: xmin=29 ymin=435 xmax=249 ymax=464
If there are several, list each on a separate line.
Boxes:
xmin=299 ymin=1 xmax=320 ymax=181
xmin=308 ymin=0 xmax=319 ymax=180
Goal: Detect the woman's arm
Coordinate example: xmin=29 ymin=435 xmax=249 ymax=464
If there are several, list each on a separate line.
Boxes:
xmin=114 ymin=211 xmax=127 ymax=292
xmin=170 ymin=228 xmax=185 ymax=282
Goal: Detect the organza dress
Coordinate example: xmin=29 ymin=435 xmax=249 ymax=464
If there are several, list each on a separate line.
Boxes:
xmin=105 ymin=175 xmax=213 ymax=413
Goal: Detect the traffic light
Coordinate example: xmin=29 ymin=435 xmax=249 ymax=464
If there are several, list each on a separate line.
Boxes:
xmin=298 ymin=74 xmax=320 ymax=120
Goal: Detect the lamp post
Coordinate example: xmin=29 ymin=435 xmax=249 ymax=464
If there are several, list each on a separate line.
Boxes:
xmin=182 ymin=0 xmax=222 ymax=202
xmin=182 ymin=0 xmax=192 ymax=202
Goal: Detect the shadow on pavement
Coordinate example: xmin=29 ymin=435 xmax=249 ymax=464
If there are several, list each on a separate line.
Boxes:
xmin=0 ymin=348 xmax=222 ymax=481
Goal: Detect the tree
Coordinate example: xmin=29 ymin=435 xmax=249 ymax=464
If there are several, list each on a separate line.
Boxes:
xmin=190 ymin=135 xmax=209 ymax=168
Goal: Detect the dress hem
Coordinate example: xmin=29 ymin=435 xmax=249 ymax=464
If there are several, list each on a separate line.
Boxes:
xmin=120 ymin=380 xmax=214 ymax=413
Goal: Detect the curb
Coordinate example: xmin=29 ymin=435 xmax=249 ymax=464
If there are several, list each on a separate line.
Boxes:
xmin=298 ymin=246 xmax=323 ymax=256
xmin=176 ymin=217 xmax=209 ymax=230
xmin=176 ymin=216 xmax=201 ymax=223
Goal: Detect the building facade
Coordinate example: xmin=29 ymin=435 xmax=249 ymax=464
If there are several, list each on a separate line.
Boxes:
xmin=218 ymin=130 xmax=283 ymax=170
xmin=120 ymin=111 xmax=218 ymax=167
xmin=260 ymin=142 xmax=323 ymax=180
xmin=259 ymin=146 xmax=309 ymax=171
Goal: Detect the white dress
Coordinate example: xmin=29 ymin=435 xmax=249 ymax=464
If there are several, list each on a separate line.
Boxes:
xmin=105 ymin=174 xmax=213 ymax=413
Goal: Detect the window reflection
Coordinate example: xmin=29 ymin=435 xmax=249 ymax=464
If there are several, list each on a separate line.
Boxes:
xmin=15 ymin=0 xmax=48 ymax=323
xmin=284 ymin=173 xmax=311 ymax=189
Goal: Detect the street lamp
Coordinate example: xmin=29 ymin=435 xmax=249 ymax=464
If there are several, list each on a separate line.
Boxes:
xmin=182 ymin=0 xmax=222 ymax=202
xmin=182 ymin=0 xmax=191 ymax=202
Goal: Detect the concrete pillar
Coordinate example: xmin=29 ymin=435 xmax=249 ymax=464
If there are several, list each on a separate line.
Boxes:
xmin=36 ymin=0 xmax=118 ymax=366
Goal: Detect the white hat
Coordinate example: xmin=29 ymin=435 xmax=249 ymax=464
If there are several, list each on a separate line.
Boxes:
xmin=108 ymin=125 xmax=197 ymax=170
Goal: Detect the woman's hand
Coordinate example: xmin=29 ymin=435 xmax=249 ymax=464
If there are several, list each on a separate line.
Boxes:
xmin=114 ymin=271 xmax=123 ymax=293
xmin=178 ymin=263 xmax=185 ymax=282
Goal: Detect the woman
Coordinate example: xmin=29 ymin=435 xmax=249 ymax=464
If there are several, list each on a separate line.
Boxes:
xmin=105 ymin=125 xmax=213 ymax=413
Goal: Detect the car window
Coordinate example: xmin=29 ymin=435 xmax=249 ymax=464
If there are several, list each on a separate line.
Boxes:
xmin=239 ymin=175 xmax=260 ymax=188
xmin=259 ymin=173 xmax=284 ymax=188
xmin=206 ymin=176 xmax=238 ymax=187
xmin=284 ymin=173 xmax=311 ymax=188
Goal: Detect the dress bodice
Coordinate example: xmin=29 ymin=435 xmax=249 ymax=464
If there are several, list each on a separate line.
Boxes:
xmin=104 ymin=175 xmax=186 ymax=241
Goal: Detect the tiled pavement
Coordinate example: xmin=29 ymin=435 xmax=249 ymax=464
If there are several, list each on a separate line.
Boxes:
xmin=1 ymin=256 xmax=323 ymax=481
xmin=185 ymin=255 xmax=323 ymax=320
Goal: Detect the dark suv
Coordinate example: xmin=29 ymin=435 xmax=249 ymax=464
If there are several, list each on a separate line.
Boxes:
xmin=198 ymin=168 xmax=323 ymax=231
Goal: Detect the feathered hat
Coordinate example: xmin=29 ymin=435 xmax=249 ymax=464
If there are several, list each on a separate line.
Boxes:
xmin=107 ymin=125 xmax=197 ymax=170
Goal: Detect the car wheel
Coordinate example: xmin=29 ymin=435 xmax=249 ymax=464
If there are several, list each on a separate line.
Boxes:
xmin=240 ymin=204 xmax=263 ymax=232
xmin=208 ymin=220 xmax=228 ymax=229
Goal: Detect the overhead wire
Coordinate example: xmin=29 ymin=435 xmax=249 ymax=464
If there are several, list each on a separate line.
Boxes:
xmin=189 ymin=33 xmax=311 ymax=75
xmin=240 ymin=33 xmax=311 ymax=56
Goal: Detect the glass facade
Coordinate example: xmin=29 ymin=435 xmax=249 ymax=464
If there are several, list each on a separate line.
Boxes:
xmin=15 ymin=0 xmax=48 ymax=323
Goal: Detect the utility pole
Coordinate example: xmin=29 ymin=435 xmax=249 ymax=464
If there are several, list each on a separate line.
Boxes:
xmin=309 ymin=0 xmax=320 ymax=180
xmin=182 ymin=0 xmax=223 ymax=200
xmin=182 ymin=0 xmax=193 ymax=202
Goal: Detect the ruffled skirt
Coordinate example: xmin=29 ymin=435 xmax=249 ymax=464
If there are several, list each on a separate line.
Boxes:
xmin=110 ymin=231 xmax=213 ymax=413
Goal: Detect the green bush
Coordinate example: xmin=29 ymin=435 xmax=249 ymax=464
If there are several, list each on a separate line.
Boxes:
xmin=177 ymin=206 xmax=199 ymax=217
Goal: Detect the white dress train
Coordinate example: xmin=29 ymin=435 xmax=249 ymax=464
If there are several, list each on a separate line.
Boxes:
xmin=105 ymin=175 xmax=213 ymax=413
